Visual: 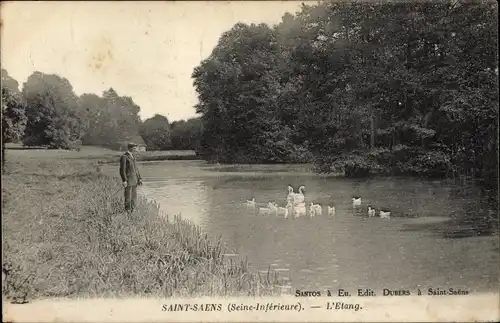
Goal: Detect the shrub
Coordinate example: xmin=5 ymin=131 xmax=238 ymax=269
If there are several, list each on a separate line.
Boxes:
xmin=411 ymin=150 xmax=451 ymax=178
xmin=313 ymin=151 xmax=385 ymax=177
xmin=342 ymin=154 xmax=379 ymax=178
xmin=288 ymin=145 xmax=314 ymax=164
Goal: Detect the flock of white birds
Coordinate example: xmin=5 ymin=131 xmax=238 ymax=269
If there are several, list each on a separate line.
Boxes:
xmin=244 ymin=185 xmax=392 ymax=220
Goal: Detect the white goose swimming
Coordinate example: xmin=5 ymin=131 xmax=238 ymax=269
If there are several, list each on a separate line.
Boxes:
xmin=245 ymin=198 xmax=256 ymax=208
xmin=352 ymin=197 xmax=362 ymax=207
xmin=379 ymin=210 xmax=391 ymax=219
xmin=368 ymin=206 xmax=376 ymax=217
xmin=309 ymin=202 xmax=322 ymax=217
xmin=268 ymin=201 xmax=279 ymax=212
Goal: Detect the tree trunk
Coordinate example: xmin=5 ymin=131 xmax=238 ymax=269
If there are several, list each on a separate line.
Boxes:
xmin=356 ymin=117 xmax=364 ymax=149
xmin=370 ymin=105 xmax=375 ymax=149
xmin=1 ymin=141 xmax=5 ymax=171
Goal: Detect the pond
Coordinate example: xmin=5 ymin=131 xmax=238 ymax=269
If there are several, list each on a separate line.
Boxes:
xmin=103 ymin=160 xmax=499 ymax=293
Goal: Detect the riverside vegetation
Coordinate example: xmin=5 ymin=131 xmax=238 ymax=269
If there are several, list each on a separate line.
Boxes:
xmin=192 ymin=0 xmax=498 ymax=189
xmin=2 ymin=153 xmax=287 ymax=302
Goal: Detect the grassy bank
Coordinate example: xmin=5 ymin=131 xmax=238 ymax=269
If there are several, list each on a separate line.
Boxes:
xmin=1 ymin=153 xmax=287 ymax=303
xmin=4 ymin=143 xmax=201 ymax=163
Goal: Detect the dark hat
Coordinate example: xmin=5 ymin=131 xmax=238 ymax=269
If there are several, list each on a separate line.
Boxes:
xmin=127 ymin=142 xmax=138 ymax=149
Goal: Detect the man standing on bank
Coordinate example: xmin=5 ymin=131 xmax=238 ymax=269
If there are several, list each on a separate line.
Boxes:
xmin=119 ymin=142 xmax=142 ymax=213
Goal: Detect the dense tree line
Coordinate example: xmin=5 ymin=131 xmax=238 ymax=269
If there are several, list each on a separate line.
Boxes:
xmin=22 ymin=72 xmax=88 ymax=149
xmin=80 ymin=88 xmax=142 ymax=148
xmin=1 ymin=69 xmax=203 ymax=168
xmin=192 ymin=0 xmax=498 ymax=186
xmin=139 ymin=114 xmax=172 ymax=150
xmin=138 ymin=115 xmax=202 ymax=151
xmin=170 ymin=118 xmax=203 ymax=151
xmin=2 ymin=70 xmax=27 ymax=167
xmin=1 ymin=69 xmax=144 ymax=154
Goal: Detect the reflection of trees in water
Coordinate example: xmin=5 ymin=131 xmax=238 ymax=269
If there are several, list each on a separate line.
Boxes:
xmin=445 ymin=181 xmax=498 ymax=238
xmin=209 ymin=175 xmax=268 ymax=190
xmin=402 ymin=181 xmax=498 ymax=239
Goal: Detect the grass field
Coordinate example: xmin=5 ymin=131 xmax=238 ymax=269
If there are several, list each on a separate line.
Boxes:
xmin=4 ymin=143 xmax=200 ymax=163
xmin=1 ymin=149 xmax=287 ymax=302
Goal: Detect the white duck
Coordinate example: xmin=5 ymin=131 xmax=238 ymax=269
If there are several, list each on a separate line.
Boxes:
xmin=245 ymin=198 xmax=256 ymax=208
xmin=352 ymin=197 xmax=362 ymax=207
xmin=309 ymin=202 xmax=322 ymax=217
xmin=268 ymin=201 xmax=279 ymax=213
xmin=379 ymin=210 xmax=391 ymax=219
xmin=368 ymin=206 xmax=376 ymax=217
xmin=327 ymin=205 xmax=336 ymax=216
xmin=308 ymin=202 xmax=316 ymax=217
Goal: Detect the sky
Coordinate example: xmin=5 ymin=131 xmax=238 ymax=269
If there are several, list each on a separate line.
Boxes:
xmin=1 ymin=0 xmax=304 ymax=122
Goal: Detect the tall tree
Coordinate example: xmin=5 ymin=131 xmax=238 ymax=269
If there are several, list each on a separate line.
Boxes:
xmin=140 ymin=114 xmax=171 ymax=150
xmin=80 ymin=88 xmax=142 ymax=148
xmin=170 ymin=117 xmax=204 ymax=151
xmin=193 ymin=22 xmax=286 ymax=163
xmin=102 ymin=88 xmax=141 ymax=145
xmin=22 ymin=72 xmax=83 ymax=149
xmin=1 ymin=69 xmax=27 ymax=168
xmin=79 ymin=93 xmax=105 ymax=145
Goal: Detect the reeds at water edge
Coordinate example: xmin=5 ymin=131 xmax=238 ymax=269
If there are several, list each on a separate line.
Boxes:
xmin=2 ymin=158 xmax=291 ymax=300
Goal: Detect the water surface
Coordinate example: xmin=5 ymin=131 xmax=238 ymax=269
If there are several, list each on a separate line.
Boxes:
xmin=104 ymin=160 xmax=499 ymax=293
